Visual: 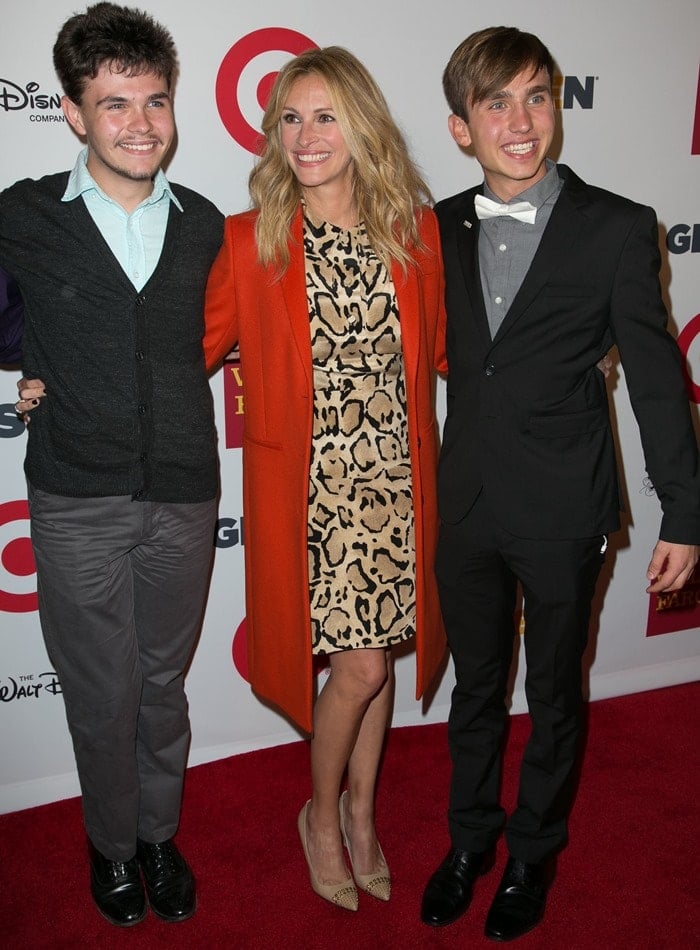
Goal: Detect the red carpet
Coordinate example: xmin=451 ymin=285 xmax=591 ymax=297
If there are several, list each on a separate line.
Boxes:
xmin=1 ymin=682 xmax=698 ymax=948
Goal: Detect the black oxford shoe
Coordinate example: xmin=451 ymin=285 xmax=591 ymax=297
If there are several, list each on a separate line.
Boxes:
xmin=484 ymin=856 xmax=548 ymax=941
xmin=421 ymin=847 xmax=495 ymax=926
xmin=137 ymin=837 xmax=196 ymax=922
xmin=89 ymin=842 xmax=146 ymax=927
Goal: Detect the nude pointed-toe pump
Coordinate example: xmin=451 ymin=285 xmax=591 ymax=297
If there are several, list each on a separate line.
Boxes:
xmin=298 ymin=801 xmax=359 ymax=911
xmin=339 ymin=790 xmax=391 ymax=902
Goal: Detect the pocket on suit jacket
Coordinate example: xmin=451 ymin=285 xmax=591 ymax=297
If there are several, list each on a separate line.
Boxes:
xmin=528 ymin=404 xmax=608 ymax=438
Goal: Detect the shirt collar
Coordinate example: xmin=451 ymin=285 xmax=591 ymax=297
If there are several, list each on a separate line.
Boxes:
xmin=62 ymin=147 xmax=183 ymax=212
xmin=484 ymin=158 xmax=561 ymax=209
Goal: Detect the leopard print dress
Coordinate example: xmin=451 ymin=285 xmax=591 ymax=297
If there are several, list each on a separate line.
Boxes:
xmin=304 ymin=216 xmax=416 ymax=654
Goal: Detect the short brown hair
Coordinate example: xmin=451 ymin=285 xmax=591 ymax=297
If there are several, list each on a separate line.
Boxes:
xmin=53 ymin=2 xmax=177 ymax=104
xmin=443 ymin=26 xmax=555 ymax=120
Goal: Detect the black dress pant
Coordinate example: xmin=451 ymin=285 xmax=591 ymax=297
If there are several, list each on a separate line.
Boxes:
xmin=436 ymin=492 xmax=605 ymax=864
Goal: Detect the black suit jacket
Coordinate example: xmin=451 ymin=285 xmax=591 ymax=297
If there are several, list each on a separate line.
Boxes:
xmin=436 ymin=164 xmax=700 ymax=542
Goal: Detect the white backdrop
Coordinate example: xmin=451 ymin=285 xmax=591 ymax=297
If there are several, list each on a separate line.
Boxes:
xmin=1 ymin=0 xmax=698 ymax=813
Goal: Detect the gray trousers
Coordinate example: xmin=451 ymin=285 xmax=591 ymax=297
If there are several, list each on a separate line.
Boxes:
xmin=28 ymin=486 xmax=216 ymax=861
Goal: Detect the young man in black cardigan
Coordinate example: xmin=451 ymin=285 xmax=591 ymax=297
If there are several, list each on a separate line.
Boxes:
xmin=1 ymin=3 xmax=223 ymax=927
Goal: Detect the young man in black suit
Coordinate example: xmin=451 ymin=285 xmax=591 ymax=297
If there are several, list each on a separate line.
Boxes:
xmin=421 ymin=26 xmax=700 ymax=942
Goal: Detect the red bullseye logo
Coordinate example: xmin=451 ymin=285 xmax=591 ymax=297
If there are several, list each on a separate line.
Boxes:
xmin=0 ymin=500 xmax=38 ymax=613
xmin=232 ymin=617 xmax=250 ymax=681
xmin=215 ymin=27 xmax=318 ymax=153
xmin=678 ymin=312 xmax=700 ymax=404
xmin=231 ymin=616 xmax=330 ymax=683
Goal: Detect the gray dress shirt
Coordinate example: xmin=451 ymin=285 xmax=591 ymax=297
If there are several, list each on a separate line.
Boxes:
xmin=479 ymin=159 xmax=563 ymax=339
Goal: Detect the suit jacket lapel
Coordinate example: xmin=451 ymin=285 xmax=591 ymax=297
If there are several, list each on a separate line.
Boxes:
xmin=453 ymin=191 xmax=492 ymax=348
xmin=493 ymin=173 xmax=588 ymax=343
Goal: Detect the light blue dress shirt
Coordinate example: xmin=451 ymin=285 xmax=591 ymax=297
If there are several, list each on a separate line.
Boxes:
xmin=62 ymin=147 xmax=183 ymax=291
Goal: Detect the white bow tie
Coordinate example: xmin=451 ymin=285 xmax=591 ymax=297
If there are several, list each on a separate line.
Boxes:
xmin=474 ymin=193 xmax=537 ymax=224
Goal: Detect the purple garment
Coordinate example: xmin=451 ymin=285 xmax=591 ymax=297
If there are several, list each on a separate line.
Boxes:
xmin=0 ymin=264 xmax=23 ymax=363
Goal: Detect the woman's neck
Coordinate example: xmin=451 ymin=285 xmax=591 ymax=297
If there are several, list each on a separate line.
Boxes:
xmin=302 ymin=189 xmax=360 ymax=230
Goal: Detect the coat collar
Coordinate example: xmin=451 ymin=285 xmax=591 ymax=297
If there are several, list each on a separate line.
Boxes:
xmin=280 ymin=207 xmax=313 ymax=387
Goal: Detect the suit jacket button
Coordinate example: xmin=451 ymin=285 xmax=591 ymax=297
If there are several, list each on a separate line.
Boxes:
xmin=485 ymin=363 xmax=496 ymax=376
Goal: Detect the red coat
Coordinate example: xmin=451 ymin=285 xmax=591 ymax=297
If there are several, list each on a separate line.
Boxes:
xmin=204 ymin=207 xmax=447 ymax=732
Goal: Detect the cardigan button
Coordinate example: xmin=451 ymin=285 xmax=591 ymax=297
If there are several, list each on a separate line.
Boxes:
xmin=136 ymin=295 xmax=146 ymax=306
xmin=138 ymin=404 xmax=147 ymax=414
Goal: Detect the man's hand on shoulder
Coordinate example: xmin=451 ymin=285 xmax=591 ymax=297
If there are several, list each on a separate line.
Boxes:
xmin=645 ymin=540 xmax=699 ymax=593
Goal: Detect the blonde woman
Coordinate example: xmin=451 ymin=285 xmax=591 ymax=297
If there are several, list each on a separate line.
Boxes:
xmin=204 ymin=47 xmax=447 ymax=911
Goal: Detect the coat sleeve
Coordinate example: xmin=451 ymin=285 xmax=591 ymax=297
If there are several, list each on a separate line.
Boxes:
xmin=610 ymin=204 xmax=700 ymax=542
xmin=418 ymin=208 xmax=448 ymax=376
xmin=203 ymin=216 xmax=240 ymax=372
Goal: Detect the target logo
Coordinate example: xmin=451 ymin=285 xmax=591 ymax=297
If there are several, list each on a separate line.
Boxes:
xmin=231 ymin=615 xmax=330 ymax=686
xmin=0 ymin=500 xmax=37 ymax=613
xmin=678 ymin=313 xmax=700 ymax=404
xmin=215 ymin=27 xmax=318 ymax=153
xmin=232 ymin=616 xmax=250 ymax=681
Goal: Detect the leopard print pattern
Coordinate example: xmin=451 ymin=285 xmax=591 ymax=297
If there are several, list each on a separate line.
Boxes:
xmin=304 ymin=216 xmax=416 ymax=654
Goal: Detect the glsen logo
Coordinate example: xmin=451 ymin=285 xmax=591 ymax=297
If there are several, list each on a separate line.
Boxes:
xmin=692 ymin=64 xmax=700 ymax=155
xmin=0 ymin=403 xmax=26 ymax=438
xmin=0 ymin=78 xmax=64 ymax=122
xmin=215 ymin=28 xmax=318 ymax=153
xmin=215 ymin=516 xmax=245 ymax=548
xmin=552 ymin=74 xmax=597 ymax=109
xmin=0 ymin=671 xmax=62 ymax=702
xmin=667 ymin=223 xmax=700 ymax=254
xmin=677 ymin=312 xmax=700 ymax=404
xmin=0 ymin=500 xmax=37 ymax=613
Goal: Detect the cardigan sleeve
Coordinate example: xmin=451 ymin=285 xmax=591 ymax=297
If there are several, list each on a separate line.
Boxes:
xmin=0 ymin=263 xmax=23 ymax=364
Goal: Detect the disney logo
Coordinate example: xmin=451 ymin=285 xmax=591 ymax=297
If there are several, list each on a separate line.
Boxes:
xmin=0 ymin=671 xmax=62 ymax=701
xmin=0 ymin=79 xmax=61 ymax=112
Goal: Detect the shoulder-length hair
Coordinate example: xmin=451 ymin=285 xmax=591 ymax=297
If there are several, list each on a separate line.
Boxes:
xmin=249 ymin=46 xmax=432 ymax=272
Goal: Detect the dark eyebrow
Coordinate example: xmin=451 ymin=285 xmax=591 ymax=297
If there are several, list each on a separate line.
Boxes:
xmin=95 ymin=91 xmax=170 ymax=107
xmin=487 ymin=83 xmax=550 ymax=101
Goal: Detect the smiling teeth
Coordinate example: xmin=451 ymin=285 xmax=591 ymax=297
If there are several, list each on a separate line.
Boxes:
xmin=297 ymin=152 xmax=330 ymax=162
xmin=504 ymin=142 xmax=535 ymax=153
xmin=121 ymin=143 xmax=156 ymax=151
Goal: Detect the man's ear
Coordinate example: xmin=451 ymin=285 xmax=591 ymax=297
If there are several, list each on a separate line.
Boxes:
xmin=448 ymin=113 xmax=472 ymax=148
xmin=61 ymin=96 xmax=86 ymax=136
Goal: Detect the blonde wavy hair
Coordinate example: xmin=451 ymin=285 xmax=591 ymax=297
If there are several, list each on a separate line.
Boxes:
xmin=249 ymin=46 xmax=432 ymax=271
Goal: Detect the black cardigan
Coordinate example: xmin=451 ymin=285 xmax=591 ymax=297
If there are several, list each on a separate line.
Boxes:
xmin=0 ymin=172 xmax=224 ymax=502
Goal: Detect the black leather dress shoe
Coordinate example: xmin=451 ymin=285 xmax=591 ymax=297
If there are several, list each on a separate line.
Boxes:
xmin=421 ymin=847 xmax=495 ymax=926
xmin=484 ymin=856 xmax=548 ymax=941
xmin=89 ymin=842 xmax=146 ymax=927
xmin=136 ymin=837 xmax=196 ymax=922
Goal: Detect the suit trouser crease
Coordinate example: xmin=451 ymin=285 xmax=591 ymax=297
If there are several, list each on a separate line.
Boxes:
xmin=436 ymin=492 xmax=604 ymax=864
xmin=29 ymin=487 xmax=216 ymax=860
